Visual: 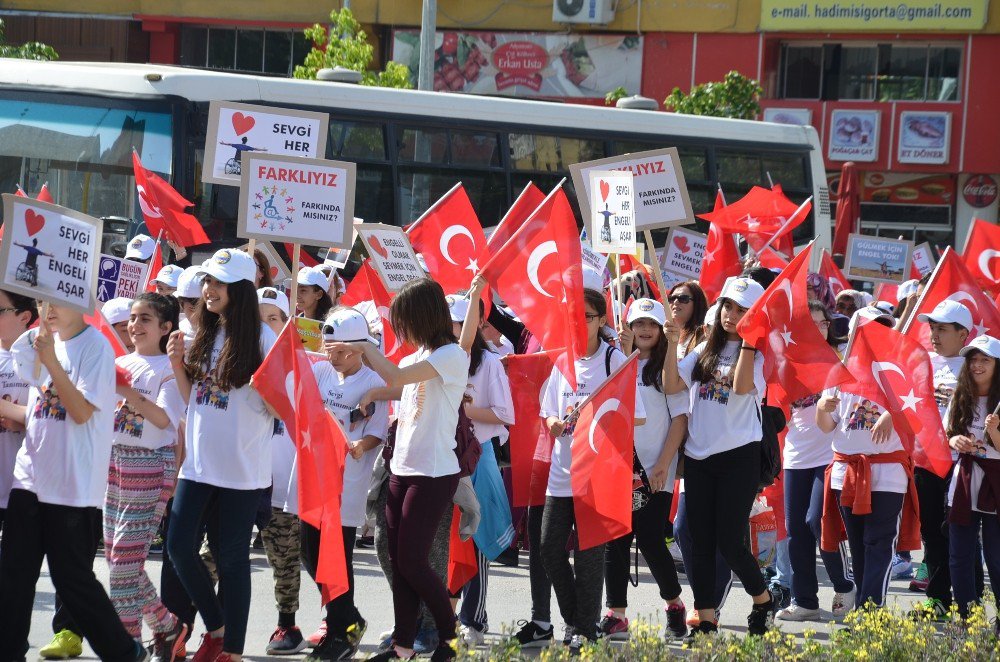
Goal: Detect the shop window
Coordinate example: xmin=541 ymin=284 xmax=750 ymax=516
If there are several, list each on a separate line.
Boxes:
xmin=181 ymin=26 xmax=310 ymax=77
xmin=779 ymin=42 xmax=961 ymax=102
xmin=509 ymin=133 xmax=603 ymax=171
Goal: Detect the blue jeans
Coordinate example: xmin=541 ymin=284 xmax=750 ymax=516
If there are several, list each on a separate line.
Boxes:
xmin=836 ymin=489 xmax=903 ymax=609
xmin=674 ymin=490 xmax=733 ymax=611
xmin=785 ymin=466 xmax=854 ymax=609
xmin=166 ymin=479 xmax=262 ymax=654
xmin=949 ymin=512 xmax=1000 ymax=616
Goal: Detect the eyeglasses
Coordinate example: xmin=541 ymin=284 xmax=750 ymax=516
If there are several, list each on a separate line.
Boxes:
xmin=584 ymin=313 xmax=601 ymax=322
xmin=668 ymin=295 xmax=693 ymax=304
xmin=0 ymin=308 xmax=17 ymax=314
xmin=815 ymin=320 xmax=832 ymax=329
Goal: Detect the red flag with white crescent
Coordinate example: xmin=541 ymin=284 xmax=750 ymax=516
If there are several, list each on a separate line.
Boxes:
xmin=961 ymin=218 xmax=1000 ymax=296
xmin=507 ymin=351 xmax=561 ymax=507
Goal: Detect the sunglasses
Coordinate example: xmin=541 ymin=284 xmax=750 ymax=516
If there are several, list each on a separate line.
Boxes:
xmin=668 ymin=295 xmax=693 ymax=304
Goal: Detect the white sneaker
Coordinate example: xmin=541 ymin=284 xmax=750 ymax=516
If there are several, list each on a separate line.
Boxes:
xmin=832 ymin=585 xmax=857 ymax=618
xmin=890 ymin=554 xmax=913 ymax=580
xmin=459 ymin=624 xmax=485 ymax=647
xmin=776 ymin=604 xmax=821 ymax=622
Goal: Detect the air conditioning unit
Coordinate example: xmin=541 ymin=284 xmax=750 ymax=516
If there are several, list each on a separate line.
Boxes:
xmin=553 ymin=0 xmax=615 ymax=24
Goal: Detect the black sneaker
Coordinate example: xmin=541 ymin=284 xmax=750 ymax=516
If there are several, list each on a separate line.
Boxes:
xmin=568 ymin=633 xmax=585 ymax=657
xmin=366 ymin=649 xmax=414 ymax=661
xmin=507 ymin=620 xmax=554 ymax=648
xmin=429 ymin=640 xmax=457 ymax=662
xmin=355 ymin=535 xmax=375 ymax=548
xmin=150 ymin=620 xmax=189 ymax=662
xmin=769 ymin=582 xmax=792 ymax=610
xmin=494 ymin=547 xmax=519 ymax=567
xmin=267 ymin=625 xmax=308 ymax=655
xmin=345 ymin=618 xmax=367 ymax=657
xmin=665 ymin=603 xmax=687 ymax=639
xmin=747 ymin=595 xmax=777 ymax=636
xmin=683 ymin=620 xmax=718 ymax=643
xmin=304 ymin=636 xmax=352 ymax=662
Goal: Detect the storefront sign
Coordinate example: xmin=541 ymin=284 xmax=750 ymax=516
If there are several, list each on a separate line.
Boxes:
xmin=828 ymin=110 xmax=879 ymax=162
xmin=763 ymin=108 xmax=812 ymax=126
xmin=843 ymin=234 xmax=914 ymax=285
xmin=898 ymin=112 xmax=950 ymax=165
xmin=761 ymin=0 xmax=988 ymax=31
xmin=860 ymin=172 xmax=955 ymax=205
xmin=203 ymin=101 xmax=330 ymax=187
xmin=963 ymin=175 xmax=999 ymax=208
xmin=237 ymin=153 xmax=356 ymax=249
xmin=392 ymin=31 xmax=643 ymax=99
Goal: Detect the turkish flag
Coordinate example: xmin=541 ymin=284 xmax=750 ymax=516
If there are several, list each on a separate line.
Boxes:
xmin=447 ymin=505 xmax=478 ymax=594
xmin=363 ymin=261 xmax=414 ymax=364
xmin=843 ymin=322 xmax=952 ymax=478
xmin=408 ymin=184 xmax=489 ymax=297
xmin=507 ymin=351 xmax=561 ymax=507
xmin=818 ymin=249 xmax=851 ymax=296
xmin=85 ymin=308 xmax=128 ymax=358
xmin=904 ymin=247 xmax=1000 ymax=351
xmin=873 ymin=282 xmax=899 ymax=306
xmin=133 ymin=151 xmax=211 ymax=248
xmin=338 ymin=261 xmax=373 ymax=307
xmin=961 ymin=218 xmax=1000 ymax=296
xmin=738 ymin=243 xmax=853 ymax=409
xmin=488 ymin=182 xmax=546 ymax=254
xmin=284 ymin=243 xmax=321 ymax=268
xmin=480 ymin=185 xmax=587 ymax=389
xmin=144 ymin=236 xmax=163 ymax=293
xmin=253 ymin=322 xmax=349 ymax=600
xmin=756 ymin=246 xmax=790 ymax=270
xmin=698 ymin=186 xmax=811 ymax=240
xmin=700 ymin=190 xmax=742 ymax=303
xmin=571 ymin=352 xmax=637 ymax=550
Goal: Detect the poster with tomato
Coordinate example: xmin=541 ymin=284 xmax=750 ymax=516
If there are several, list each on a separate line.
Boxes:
xmin=392 ymin=31 xmax=643 ymax=98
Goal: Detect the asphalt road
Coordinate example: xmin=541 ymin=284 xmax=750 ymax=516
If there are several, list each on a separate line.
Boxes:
xmin=24 ymin=539 xmax=932 ymax=660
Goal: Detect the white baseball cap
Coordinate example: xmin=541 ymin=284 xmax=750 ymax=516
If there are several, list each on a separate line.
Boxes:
xmin=174 ymin=266 xmax=204 ymax=299
xmin=125 ymin=234 xmax=156 ymax=261
xmin=582 ymin=267 xmax=604 ymax=293
xmin=196 ymin=248 xmax=257 ymax=285
xmin=445 ymin=294 xmax=470 ymax=323
xmin=705 ymin=302 xmax=719 ymax=326
xmin=897 ymin=279 xmax=920 ymax=300
xmin=960 ymin=334 xmax=1000 ymax=359
xmin=102 ymin=297 xmax=133 ymax=325
xmin=322 ymin=307 xmax=376 ymax=344
xmin=151 ymin=264 xmax=182 ymax=288
xmin=626 ymin=298 xmax=666 ymax=326
xmin=257 ymin=287 xmax=290 ymax=317
xmin=719 ymin=277 xmax=765 ymax=309
xmin=849 ymin=305 xmax=894 ymax=336
xmin=297 ymin=266 xmax=331 ymax=291
xmin=873 ymin=300 xmax=895 ymax=316
xmin=917 ymin=299 xmax=974 ymax=332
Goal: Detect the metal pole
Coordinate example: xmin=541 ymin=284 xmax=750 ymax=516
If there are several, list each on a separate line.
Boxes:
xmin=417 ymin=0 xmax=437 ymax=91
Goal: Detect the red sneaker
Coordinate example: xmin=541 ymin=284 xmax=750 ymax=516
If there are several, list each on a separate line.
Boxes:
xmin=190 ymin=634 xmax=224 ymax=662
xmin=307 ymin=621 xmax=327 ymax=648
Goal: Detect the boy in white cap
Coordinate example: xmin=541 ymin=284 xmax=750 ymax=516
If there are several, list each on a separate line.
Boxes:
xmin=173 ymin=266 xmax=204 ymax=344
xmin=125 ymin=234 xmax=156 ymax=263
xmin=909 ymin=299 xmax=975 ymax=618
xmin=102 ymin=297 xmax=135 ymax=353
xmin=151 ymin=264 xmax=182 ymax=296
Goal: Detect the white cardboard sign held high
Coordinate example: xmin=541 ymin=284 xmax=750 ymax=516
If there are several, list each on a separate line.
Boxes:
xmin=588 ymin=170 xmax=636 ymax=254
xmin=356 ymin=223 xmax=424 ymax=293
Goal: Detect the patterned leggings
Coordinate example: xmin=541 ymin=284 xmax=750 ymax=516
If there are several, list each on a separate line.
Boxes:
xmin=103 ymin=444 xmax=178 ymax=640
xmin=261 ymin=507 xmax=301 ymax=617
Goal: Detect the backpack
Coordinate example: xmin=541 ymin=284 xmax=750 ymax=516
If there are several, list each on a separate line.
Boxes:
xmin=755 ymin=392 xmax=787 ymax=490
xmin=382 ymin=401 xmax=482 ymax=478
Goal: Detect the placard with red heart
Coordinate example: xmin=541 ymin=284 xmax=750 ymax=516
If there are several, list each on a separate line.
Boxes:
xmin=357 ymin=223 xmax=422 ymax=293
xmin=24 ymin=209 xmax=45 ymax=237
xmin=231 ymin=112 xmax=255 ymax=136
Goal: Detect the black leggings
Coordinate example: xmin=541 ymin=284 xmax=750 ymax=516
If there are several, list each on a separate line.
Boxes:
xmin=684 ymin=442 xmax=767 ymax=610
xmin=605 ymin=490 xmax=681 ymax=608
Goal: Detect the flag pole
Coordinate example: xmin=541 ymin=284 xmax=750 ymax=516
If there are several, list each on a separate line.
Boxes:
xmin=901 ymin=246 xmax=951 ymax=335
xmin=247 ymin=238 xmax=256 ymax=257
xmin=642 ymin=229 xmax=671 ymax=319
xmin=142 ymin=229 xmax=164 ymax=291
xmin=564 ymin=350 xmax=640 ymax=423
xmin=290 ymin=243 xmax=301 ymax=318
xmin=613 ymin=253 xmax=623 ymax=332
xmin=755 ymin=196 xmax=813 ymax=256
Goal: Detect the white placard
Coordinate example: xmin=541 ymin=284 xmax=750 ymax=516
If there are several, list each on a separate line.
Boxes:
xmin=570 ymin=147 xmax=694 ymax=230
xmin=828 ymin=109 xmax=880 ymax=162
xmin=659 ymin=227 xmax=707 ymax=282
xmin=588 ymin=170 xmax=636 ymax=254
xmin=0 ymin=194 xmax=102 ymax=314
xmin=202 ymin=101 xmax=330 ymax=186
xmin=356 ymin=223 xmax=424 ymax=293
xmin=897 ymin=111 xmax=951 ymax=165
xmin=237 ymin=153 xmax=356 ymax=249
xmin=911 ymin=242 xmax=936 ymax=277
xmin=580 ymin=240 xmax=609 ymax=274
xmin=325 ymin=223 xmax=360 ymax=269
xmin=96 ymin=254 xmax=149 ymax=303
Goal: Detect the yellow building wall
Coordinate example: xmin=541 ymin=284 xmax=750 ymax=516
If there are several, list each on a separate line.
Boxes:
xmin=3 ymin=0 xmax=998 ymax=33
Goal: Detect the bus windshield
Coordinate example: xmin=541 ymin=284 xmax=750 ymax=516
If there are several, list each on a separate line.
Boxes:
xmin=0 ymin=97 xmax=172 ymax=219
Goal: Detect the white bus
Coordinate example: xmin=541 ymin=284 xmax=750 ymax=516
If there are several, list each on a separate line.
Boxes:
xmin=0 ymin=59 xmax=830 ymax=257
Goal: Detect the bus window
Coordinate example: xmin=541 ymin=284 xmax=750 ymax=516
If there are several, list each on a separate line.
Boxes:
xmin=761 ymin=154 xmax=807 ymax=190
xmin=716 ymin=150 xmax=764 ymax=194
xmin=398 ymin=168 xmax=505 ymax=226
xmin=329 ymin=121 xmax=386 ymax=160
xmin=450 ymin=130 xmax=500 ymax=167
xmin=354 ymin=165 xmax=394 ymax=224
xmin=509 ymin=133 xmax=603 ymax=172
xmin=398 ymin=127 xmax=448 ymax=163
xmin=678 ymin=146 xmax=709 ymax=184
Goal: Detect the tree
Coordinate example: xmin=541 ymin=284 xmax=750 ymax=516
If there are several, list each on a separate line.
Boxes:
xmin=0 ymin=19 xmax=57 ymax=61
xmin=604 ymin=86 xmax=627 ymax=106
xmin=293 ymin=8 xmax=411 ymax=89
xmin=664 ymin=70 xmax=761 ymax=120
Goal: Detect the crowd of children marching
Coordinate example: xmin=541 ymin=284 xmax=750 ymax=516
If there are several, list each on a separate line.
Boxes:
xmin=1 ymin=232 xmax=999 ymax=662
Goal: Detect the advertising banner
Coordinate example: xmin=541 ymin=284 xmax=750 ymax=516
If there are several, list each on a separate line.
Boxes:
xmin=828 ymin=109 xmax=879 ymax=162
xmin=898 ymin=111 xmax=951 ymax=165
xmin=761 ymin=0 xmax=987 ymax=31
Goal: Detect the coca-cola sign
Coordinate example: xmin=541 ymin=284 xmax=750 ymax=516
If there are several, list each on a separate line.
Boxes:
xmin=964 ymin=175 xmax=999 ymax=208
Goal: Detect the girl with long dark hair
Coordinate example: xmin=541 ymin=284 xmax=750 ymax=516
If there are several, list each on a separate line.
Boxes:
xmin=165 ymin=249 xmax=278 ymax=661
xmin=663 ymin=277 xmax=775 ymax=638
xmin=667 ymin=282 xmax=708 ymax=359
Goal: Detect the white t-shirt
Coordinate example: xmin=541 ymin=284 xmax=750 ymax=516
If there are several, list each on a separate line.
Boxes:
xmin=539 ymin=342 xmax=646 ymax=497
xmin=390 ymin=343 xmax=469 ymax=478
xmin=931 ymin=353 xmax=964 ymax=461
xmin=677 ymin=340 xmax=766 ymax=460
xmin=633 ymin=357 xmax=686 ymax=490
xmin=946 ymin=397 xmax=997 ymax=512
xmin=309 ymin=362 xmax=389 ymax=527
xmin=0 ymin=347 xmax=29 ymax=508
xmin=113 ymin=353 xmax=184 ymax=450
xmin=783 ymin=393 xmax=834 ymax=470
xmin=270 ymin=418 xmax=295 ymax=509
xmin=180 ymin=325 xmax=277 ymax=490
xmin=465 ymin=350 xmax=514 ymax=445
xmin=828 ymin=390 xmax=907 ymax=494
xmin=12 ymin=326 xmax=116 ymax=508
